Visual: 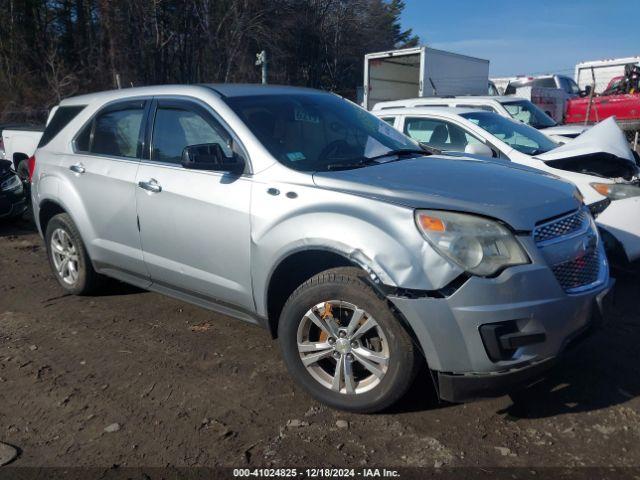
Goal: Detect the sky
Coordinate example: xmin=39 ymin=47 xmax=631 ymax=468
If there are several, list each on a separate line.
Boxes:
xmin=401 ymin=0 xmax=640 ymax=77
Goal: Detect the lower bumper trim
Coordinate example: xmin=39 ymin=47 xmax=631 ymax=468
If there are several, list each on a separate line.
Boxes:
xmin=436 ymin=358 xmax=556 ymax=403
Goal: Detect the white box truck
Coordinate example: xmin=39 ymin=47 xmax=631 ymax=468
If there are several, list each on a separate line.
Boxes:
xmin=575 ymin=56 xmax=640 ymax=94
xmin=363 ymin=46 xmax=490 ymax=110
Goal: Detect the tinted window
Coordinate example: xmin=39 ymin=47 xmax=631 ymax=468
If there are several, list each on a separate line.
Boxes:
xmin=75 ymin=122 xmax=91 ymax=152
xmin=533 ymin=78 xmax=557 ymax=88
xmin=461 ymin=111 xmax=557 ymax=155
xmin=404 ymin=117 xmax=483 ymax=151
xmin=380 ymin=117 xmax=396 ymax=126
xmin=151 ymin=106 xmax=232 ymax=164
xmin=38 ymin=106 xmax=86 ymax=147
xmin=225 ymin=93 xmax=417 ymax=172
xmin=90 ymin=102 xmax=145 ymax=158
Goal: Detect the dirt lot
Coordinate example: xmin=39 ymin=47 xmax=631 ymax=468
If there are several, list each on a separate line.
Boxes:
xmin=0 ymin=217 xmax=639 ymax=469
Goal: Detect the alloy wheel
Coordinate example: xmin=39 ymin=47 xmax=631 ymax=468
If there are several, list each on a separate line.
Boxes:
xmin=296 ymin=300 xmax=390 ymax=395
xmin=50 ymin=228 xmax=80 ymax=285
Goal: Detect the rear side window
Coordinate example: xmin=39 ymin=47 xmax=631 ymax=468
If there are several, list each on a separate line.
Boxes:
xmin=38 ymin=106 xmax=86 ymax=148
xmin=75 ymin=100 xmax=146 ymax=158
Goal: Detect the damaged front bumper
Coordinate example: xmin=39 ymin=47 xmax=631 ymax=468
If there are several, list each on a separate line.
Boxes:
xmin=387 ymin=253 xmax=614 ymax=403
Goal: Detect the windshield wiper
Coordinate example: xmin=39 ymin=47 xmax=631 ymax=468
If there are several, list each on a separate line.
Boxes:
xmin=326 ymin=158 xmax=380 ymax=171
xmin=367 ymin=148 xmax=430 ymax=161
xmin=326 ymin=149 xmax=428 ymax=171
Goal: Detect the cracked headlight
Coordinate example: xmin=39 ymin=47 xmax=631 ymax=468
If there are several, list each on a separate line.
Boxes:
xmin=415 ymin=210 xmax=529 ymax=276
xmin=591 ymin=182 xmax=640 ymax=201
xmin=0 ymin=174 xmax=22 ymax=193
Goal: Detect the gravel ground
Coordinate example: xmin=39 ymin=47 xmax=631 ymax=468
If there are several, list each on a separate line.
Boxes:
xmin=0 ymin=217 xmax=639 ymax=469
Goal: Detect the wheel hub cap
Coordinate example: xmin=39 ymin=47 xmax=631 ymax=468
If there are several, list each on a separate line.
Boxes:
xmin=334 ymin=338 xmax=351 ymax=355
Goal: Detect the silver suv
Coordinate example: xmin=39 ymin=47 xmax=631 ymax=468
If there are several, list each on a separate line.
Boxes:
xmin=30 ymin=85 xmax=612 ymax=412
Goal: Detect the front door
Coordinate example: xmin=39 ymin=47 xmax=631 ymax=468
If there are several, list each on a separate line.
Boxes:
xmin=135 ymin=98 xmax=253 ymax=311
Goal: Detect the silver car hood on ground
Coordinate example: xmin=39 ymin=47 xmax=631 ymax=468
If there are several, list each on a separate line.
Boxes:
xmin=313 ymin=156 xmax=580 ymax=231
xmin=536 ymin=117 xmax=635 ymax=163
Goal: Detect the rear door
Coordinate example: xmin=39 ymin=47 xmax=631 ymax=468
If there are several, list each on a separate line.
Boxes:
xmin=62 ymin=99 xmax=150 ymax=285
xmin=135 ymin=97 xmax=253 ymax=311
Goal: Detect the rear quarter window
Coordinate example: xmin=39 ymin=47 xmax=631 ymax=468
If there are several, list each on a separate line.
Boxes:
xmin=38 ymin=106 xmax=86 ymax=148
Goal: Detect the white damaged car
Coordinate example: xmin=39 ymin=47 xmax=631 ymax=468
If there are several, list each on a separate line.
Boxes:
xmin=376 ymin=108 xmax=640 ymax=264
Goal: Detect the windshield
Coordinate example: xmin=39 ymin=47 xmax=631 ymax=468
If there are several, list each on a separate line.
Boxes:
xmin=224 ymin=93 xmax=420 ymax=172
xmin=501 ymin=100 xmax=557 ymax=129
xmin=461 ymin=111 xmax=558 ymax=156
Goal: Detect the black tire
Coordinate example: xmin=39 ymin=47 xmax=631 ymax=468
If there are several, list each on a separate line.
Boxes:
xmin=45 ymin=213 xmax=103 ymax=295
xmin=278 ymin=267 xmax=420 ymax=413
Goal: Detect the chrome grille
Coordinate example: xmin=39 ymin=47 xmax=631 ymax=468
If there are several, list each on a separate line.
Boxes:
xmin=534 ymin=208 xmax=604 ymax=293
xmin=551 ymin=250 xmax=601 ymax=293
xmin=533 ymin=209 xmax=588 ymax=244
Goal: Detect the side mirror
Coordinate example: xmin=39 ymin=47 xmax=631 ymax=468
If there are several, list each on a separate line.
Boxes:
xmin=581 ymin=85 xmax=592 ymax=97
xmin=181 ymin=143 xmax=244 ymax=174
xmin=464 ymin=143 xmax=494 ymax=158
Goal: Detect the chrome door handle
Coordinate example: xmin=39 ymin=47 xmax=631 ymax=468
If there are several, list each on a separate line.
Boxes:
xmin=138 ymin=179 xmax=162 ymax=193
xmin=69 ymin=163 xmax=85 ymax=174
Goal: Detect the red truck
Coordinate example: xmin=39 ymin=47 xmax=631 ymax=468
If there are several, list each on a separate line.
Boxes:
xmin=565 ymin=65 xmax=640 ymax=143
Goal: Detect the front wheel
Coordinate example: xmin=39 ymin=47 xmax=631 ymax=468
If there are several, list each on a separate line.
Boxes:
xmin=278 ymin=267 xmax=420 ymax=413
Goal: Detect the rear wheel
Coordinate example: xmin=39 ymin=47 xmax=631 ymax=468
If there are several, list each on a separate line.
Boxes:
xmin=278 ymin=267 xmax=420 ymax=413
xmin=45 ymin=213 xmax=103 ymax=295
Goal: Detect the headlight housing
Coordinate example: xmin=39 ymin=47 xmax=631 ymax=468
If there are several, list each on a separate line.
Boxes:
xmin=0 ymin=174 xmax=22 ymax=193
xmin=415 ymin=210 xmax=529 ymax=276
xmin=591 ymin=182 xmax=640 ymax=201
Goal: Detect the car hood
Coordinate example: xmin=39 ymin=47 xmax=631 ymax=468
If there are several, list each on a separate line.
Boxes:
xmin=536 ymin=117 xmax=635 ymax=163
xmin=313 ymin=156 xmax=581 ymax=231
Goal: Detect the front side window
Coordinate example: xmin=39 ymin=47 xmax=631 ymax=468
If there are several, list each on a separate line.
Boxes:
xmin=380 ymin=117 xmax=396 ymax=126
xmin=461 ymin=111 xmax=558 ymax=156
xmin=501 ymin=100 xmax=556 ymax=128
xmin=404 ymin=117 xmax=483 ymax=151
xmin=151 ymin=105 xmax=232 ymax=164
xmin=75 ymin=101 xmax=145 ymax=158
xmin=224 ymin=93 xmax=418 ymax=172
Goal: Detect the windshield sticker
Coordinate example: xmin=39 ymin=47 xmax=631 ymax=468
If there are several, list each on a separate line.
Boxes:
xmin=287 ymin=151 xmax=306 ymax=162
xmin=378 ymin=121 xmax=407 ymax=143
xmin=294 ymin=109 xmax=320 ymax=124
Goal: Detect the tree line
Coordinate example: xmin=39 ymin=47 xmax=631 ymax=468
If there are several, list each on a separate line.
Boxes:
xmin=0 ymin=0 xmax=417 ymax=124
